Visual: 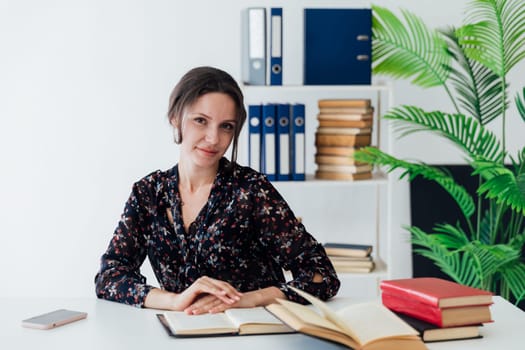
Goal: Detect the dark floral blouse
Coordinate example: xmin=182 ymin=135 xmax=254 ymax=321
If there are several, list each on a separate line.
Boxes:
xmin=95 ymin=158 xmax=340 ymax=307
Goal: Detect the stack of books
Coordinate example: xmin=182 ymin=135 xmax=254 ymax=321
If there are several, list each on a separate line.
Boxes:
xmin=380 ymin=277 xmax=494 ymax=343
xmin=314 ymin=99 xmax=374 ymax=181
xmin=323 ymin=243 xmax=375 ymax=273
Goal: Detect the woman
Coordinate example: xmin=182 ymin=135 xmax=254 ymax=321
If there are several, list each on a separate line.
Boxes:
xmin=95 ymin=66 xmax=340 ymax=314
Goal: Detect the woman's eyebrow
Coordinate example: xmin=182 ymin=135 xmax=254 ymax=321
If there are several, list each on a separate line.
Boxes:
xmin=188 ymin=112 xmax=237 ymax=123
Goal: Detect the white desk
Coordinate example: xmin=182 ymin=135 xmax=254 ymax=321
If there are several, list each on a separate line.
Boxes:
xmin=1 ymin=296 xmax=522 ymax=349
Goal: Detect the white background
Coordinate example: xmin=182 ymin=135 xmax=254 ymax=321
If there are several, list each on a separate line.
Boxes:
xmin=1 ymin=0 xmax=523 ymax=297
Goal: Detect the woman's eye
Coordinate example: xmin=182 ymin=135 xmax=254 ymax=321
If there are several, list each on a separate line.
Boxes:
xmin=194 ymin=117 xmax=206 ymax=124
xmin=221 ymin=123 xmax=235 ymax=131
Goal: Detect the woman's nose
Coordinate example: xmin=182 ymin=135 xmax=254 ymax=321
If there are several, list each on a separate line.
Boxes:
xmin=205 ymin=127 xmax=219 ymax=144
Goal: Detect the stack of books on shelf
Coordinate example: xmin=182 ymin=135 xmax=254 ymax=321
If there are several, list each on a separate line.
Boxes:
xmin=314 ymin=99 xmax=374 ymax=181
xmin=323 ymin=243 xmax=375 ymax=273
xmin=380 ymin=277 xmax=494 ymax=343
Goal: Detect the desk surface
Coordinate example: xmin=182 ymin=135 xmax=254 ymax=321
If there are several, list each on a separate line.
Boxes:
xmin=1 ymin=296 xmax=522 ymax=349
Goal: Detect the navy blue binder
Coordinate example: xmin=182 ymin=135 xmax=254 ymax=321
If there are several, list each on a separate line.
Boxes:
xmin=248 ymin=104 xmax=262 ymax=172
xmin=304 ymin=8 xmax=372 ymax=85
xmin=270 ymin=8 xmax=283 ymax=85
xmin=276 ymin=103 xmax=291 ymax=180
xmin=261 ymin=104 xmax=277 ymax=181
xmin=290 ymin=104 xmax=305 ymax=181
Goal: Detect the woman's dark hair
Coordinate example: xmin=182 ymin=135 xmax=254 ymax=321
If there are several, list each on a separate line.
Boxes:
xmin=167 ymin=66 xmax=247 ymax=165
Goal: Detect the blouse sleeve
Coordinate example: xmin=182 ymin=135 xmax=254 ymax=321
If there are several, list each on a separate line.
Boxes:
xmin=252 ymin=176 xmax=340 ymax=303
xmin=94 ymin=179 xmax=156 ymax=307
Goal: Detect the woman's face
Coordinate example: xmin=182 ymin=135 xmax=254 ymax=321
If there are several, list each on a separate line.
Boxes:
xmin=175 ymin=92 xmax=237 ymax=169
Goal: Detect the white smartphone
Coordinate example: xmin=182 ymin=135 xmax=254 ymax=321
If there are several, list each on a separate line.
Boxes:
xmin=21 ymin=309 xmax=87 ymax=330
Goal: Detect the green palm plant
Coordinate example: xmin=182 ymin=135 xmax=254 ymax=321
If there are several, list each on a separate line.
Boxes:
xmin=355 ymin=0 xmax=525 ymax=304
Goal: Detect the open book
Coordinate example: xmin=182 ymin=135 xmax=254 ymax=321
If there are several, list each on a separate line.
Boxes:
xmin=265 ymin=287 xmax=427 ymax=350
xmin=159 ymin=306 xmax=294 ymax=337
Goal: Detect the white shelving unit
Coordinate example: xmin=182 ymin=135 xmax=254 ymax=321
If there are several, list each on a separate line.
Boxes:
xmin=241 ymin=84 xmax=412 ymax=298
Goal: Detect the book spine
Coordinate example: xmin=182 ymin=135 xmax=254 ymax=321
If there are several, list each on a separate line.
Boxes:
xmin=381 ymin=293 xmax=444 ymax=327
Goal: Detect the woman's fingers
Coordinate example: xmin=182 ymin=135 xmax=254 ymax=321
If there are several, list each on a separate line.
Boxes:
xmin=193 ymin=276 xmax=242 ymax=304
xmin=185 ymin=294 xmax=227 ymax=315
xmin=173 ymin=276 xmax=243 ymax=313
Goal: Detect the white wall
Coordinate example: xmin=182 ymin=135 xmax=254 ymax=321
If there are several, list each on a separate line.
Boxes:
xmin=1 ymin=0 xmax=523 ymax=297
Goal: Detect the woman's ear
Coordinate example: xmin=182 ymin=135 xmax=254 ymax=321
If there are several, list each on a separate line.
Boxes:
xmin=169 ymin=116 xmax=176 ymax=128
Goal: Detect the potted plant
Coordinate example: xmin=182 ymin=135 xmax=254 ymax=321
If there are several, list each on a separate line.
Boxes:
xmin=355 ymin=0 xmax=525 ymax=305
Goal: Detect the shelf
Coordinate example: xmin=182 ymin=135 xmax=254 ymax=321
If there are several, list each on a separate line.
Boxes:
xmin=271 ymin=172 xmax=388 ymax=188
xmin=242 ymin=78 xmax=411 ymax=298
xmin=242 ymin=83 xmax=393 ymax=92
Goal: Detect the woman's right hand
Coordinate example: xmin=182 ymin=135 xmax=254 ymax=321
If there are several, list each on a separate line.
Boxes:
xmin=174 ymin=276 xmax=243 ymax=311
xmin=144 ymin=276 xmax=243 ymax=311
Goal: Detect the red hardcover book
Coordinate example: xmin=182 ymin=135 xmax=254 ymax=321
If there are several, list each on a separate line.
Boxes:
xmin=381 ymin=292 xmax=493 ymax=327
xmin=379 ymin=278 xmax=493 ymax=308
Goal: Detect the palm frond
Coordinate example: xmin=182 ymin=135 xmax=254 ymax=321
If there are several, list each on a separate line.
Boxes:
xmin=355 ymin=147 xmax=475 ymax=219
xmin=516 ymin=87 xmax=525 ymax=122
xmin=441 ymin=26 xmax=508 ymax=125
xmin=462 ymin=241 xmax=520 ymax=279
xmin=372 ymin=5 xmax=451 ymax=87
xmin=411 ymin=225 xmax=522 ymax=290
xmin=431 ymin=223 xmax=471 ymax=248
xmin=457 ymin=0 xmax=525 ymax=77
xmin=508 ymin=232 xmax=525 ymax=252
xmin=428 ymin=224 xmax=520 ymax=278
xmin=410 ymin=226 xmax=482 ymax=286
xmin=499 ymin=262 xmax=525 ymax=303
xmin=472 ymin=159 xmax=525 ymax=215
xmin=516 ymin=146 xmax=525 ymax=169
xmin=383 ymin=105 xmax=505 ymax=162
xmin=479 ymin=208 xmax=497 ymax=244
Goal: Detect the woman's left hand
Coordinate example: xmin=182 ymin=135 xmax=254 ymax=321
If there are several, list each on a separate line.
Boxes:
xmin=184 ymin=286 xmax=285 ymax=315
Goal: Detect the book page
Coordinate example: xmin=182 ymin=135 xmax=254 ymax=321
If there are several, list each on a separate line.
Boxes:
xmin=162 ymin=311 xmax=237 ymax=335
xmin=225 ymin=307 xmax=293 ymax=334
xmin=275 ymin=299 xmax=344 ymax=332
xmin=337 ymin=302 xmax=419 ymax=345
xmin=225 ymin=307 xmax=283 ymax=326
xmin=289 ymin=286 xmax=361 ymax=342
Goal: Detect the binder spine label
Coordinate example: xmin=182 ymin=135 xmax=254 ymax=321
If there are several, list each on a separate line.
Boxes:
xmin=270 ymin=8 xmax=283 ymax=85
xmin=291 ymin=104 xmax=306 ymax=181
xmin=276 ymin=103 xmax=291 ymax=181
xmin=242 ymin=8 xmax=266 ymax=85
xmin=248 ymin=104 xmax=262 ymax=172
xmin=262 ymin=104 xmax=276 ymax=180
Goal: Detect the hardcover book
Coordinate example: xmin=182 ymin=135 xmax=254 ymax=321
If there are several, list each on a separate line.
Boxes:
xmin=380 ymin=278 xmax=493 ymax=308
xmin=318 ymin=119 xmax=373 ymax=128
xmin=315 ymin=154 xmax=363 ymax=166
xmin=331 ymin=262 xmax=375 ymax=273
xmin=381 ymin=292 xmax=493 ymax=327
xmin=317 ymin=164 xmax=373 ymax=174
xmin=317 ymin=112 xmax=373 ymax=121
xmin=315 ymin=133 xmax=371 ymax=147
xmin=266 ymin=287 xmax=427 ymax=350
xmin=159 ymin=307 xmax=293 ymax=337
xmin=315 ymin=146 xmax=359 ymax=157
xmin=315 ymin=171 xmax=372 ymax=181
xmin=316 ymin=127 xmax=373 ymax=135
xmin=318 ymin=99 xmax=371 ymax=108
xmin=319 ymin=106 xmax=374 ymax=114
xmin=329 ymin=258 xmax=375 ymax=269
xmin=394 ymin=312 xmax=482 ymax=342
xmin=323 ymin=243 xmax=372 ymax=257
